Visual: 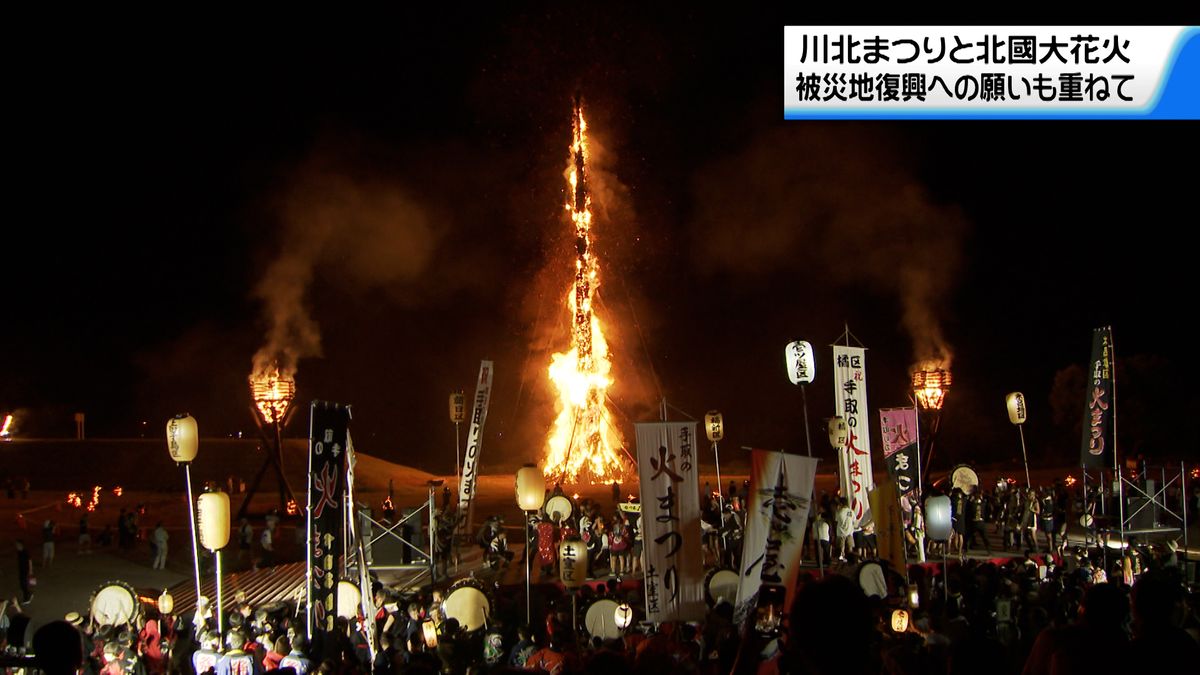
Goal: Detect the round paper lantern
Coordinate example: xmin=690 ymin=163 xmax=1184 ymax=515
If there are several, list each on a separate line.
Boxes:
xmin=515 ymin=464 xmax=546 ymax=512
xmin=924 ymin=495 xmax=952 ymax=542
xmin=449 ymin=392 xmax=466 ymax=424
xmin=614 ymin=603 xmax=633 ymax=630
xmin=337 ymin=580 xmax=361 ymax=619
xmin=165 ymin=414 xmax=198 ymax=464
xmin=704 ymin=410 xmax=724 ymax=442
xmin=785 ymin=341 xmax=816 ymax=385
xmin=558 ymin=538 xmax=588 ymax=589
xmin=157 ymin=589 xmax=174 ymax=615
xmin=197 ymin=491 xmax=230 ymax=551
xmin=891 ymin=609 xmax=910 ymax=633
xmin=1006 ymin=392 xmax=1027 ymax=425
xmin=828 ymin=416 xmax=848 ymax=450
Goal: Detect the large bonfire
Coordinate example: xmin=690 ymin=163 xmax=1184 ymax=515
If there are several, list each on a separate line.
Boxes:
xmin=543 ymin=99 xmax=627 ymax=485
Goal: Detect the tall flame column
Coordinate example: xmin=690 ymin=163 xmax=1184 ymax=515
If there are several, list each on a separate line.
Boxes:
xmin=544 ymin=98 xmax=626 ymax=484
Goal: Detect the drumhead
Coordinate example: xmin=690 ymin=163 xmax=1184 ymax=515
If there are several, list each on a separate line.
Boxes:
xmin=951 ymin=465 xmax=980 ymax=495
xmin=705 ymin=569 xmax=739 ymax=607
xmin=583 ymin=598 xmax=621 ymax=640
xmin=544 ymin=495 xmax=573 ymax=524
xmin=90 ymin=582 xmax=139 ymax=626
xmin=444 ymin=583 xmax=491 ymax=632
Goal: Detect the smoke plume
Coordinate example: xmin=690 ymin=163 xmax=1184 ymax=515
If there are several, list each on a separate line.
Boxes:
xmin=252 ymin=168 xmax=438 ymax=377
xmin=692 ymin=123 xmax=965 ymax=369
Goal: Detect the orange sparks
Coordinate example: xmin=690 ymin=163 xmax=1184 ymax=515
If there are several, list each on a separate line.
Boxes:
xmin=112 ymin=486 xmax=123 ymax=497
xmin=249 ymin=365 xmax=296 ymax=425
xmin=543 ymin=99 xmax=627 ymax=485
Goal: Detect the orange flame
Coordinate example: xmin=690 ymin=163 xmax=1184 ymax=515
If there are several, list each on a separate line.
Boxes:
xmin=249 ymin=365 xmax=296 ymax=425
xmin=544 ymin=100 xmax=627 ymax=485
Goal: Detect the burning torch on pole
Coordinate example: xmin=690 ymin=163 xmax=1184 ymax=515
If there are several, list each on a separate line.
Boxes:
xmin=912 ymin=364 xmax=951 ymax=482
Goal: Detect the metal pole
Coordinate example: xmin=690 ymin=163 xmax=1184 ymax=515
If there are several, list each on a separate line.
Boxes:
xmin=712 ymin=440 xmax=725 ymax=562
xmin=800 ymin=385 xmax=813 ymax=458
xmin=215 ymin=549 xmax=224 ymax=644
xmin=912 ymin=402 xmax=926 ymax=563
xmin=1018 ymin=425 xmax=1032 ymax=490
xmin=428 ymin=485 xmax=436 ymax=582
xmin=524 ymin=510 xmax=532 ymax=624
xmin=1181 ymin=461 xmax=1188 ymax=555
xmin=454 ymin=422 xmax=462 ymax=495
xmin=183 ymin=464 xmax=203 ymax=605
xmin=305 ymin=406 xmax=314 ymax=642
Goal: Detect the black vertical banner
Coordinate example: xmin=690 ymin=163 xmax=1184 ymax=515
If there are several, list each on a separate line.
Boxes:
xmin=1080 ymin=327 xmax=1114 ymax=469
xmin=309 ymin=401 xmax=350 ymax=636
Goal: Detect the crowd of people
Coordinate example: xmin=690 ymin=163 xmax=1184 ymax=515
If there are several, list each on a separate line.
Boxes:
xmin=2 ymin=478 xmax=1196 ymax=674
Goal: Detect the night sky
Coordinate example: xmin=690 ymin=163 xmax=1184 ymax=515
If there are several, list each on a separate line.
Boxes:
xmin=5 ymin=10 xmax=1196 ymax=475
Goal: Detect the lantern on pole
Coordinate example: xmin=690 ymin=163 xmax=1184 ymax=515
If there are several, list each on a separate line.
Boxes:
xmin=1006 ymin=392 xmax=1032 ymax=489
xmin=924 ymin=495 xmax=952 ymax=542
xmin=891 ymin=609 xmax=910 ymax=633
xmin=450 ymin=392 xmax=466 ymax=491
xmin=157 ymin=589 xmax=174 ymax=616
xmin=197 ymin=490 xmax=230 ymax=641
xmin=614 ymin=603 xmax=633 ymax=631
xmin=166 ymin=414 xmax=203 ymax=615
xmin=785 ymin=341 xmax=817 ymax=460
xmin=704 ymin=410 xmax=727 ymax=560
xmin=166 ymin=415 xmax=198 ymax=463
xmin=704 ymin=411 xmax=723 ymax=442
xmin=516 ymin=465 xmax=546 ymax=511
xmin=515 ymin=464 xmax=546 ymax=623
xmin=785 ymin=341 xmax=815 ymax=385
xmin=558 ymin=537 xmax=588 ymax=589
xmin=828 ymin=416 xmax=848 ymax=450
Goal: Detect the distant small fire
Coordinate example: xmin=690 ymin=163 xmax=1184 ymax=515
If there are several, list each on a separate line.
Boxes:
xmin=286 ymin=499 xmax=299 ymax=516
xmin=66 ymin=485 xmax=108 ymax=512
xmin=912 ymin=364 xmax=952 ymax=411
xmin=1064 ymin=475 xmax=1077 ymax=487
xmin=249 ymin=365 xmax=296 ymax=426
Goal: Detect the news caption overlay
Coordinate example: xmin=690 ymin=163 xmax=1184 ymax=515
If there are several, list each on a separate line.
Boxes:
xmin=784 ymin=26 xmax=1199 ymax=119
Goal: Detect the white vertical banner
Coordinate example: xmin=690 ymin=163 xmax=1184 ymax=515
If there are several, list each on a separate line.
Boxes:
xmin=735 ymin=450 xmax=818 ymax=616
xmin=833 ymin=346 xmax=873 ymax=526
xmin=457 ymin=361 xmax=494 ymax=518
xmin=636 ymin=421 xmax=705 ymax=623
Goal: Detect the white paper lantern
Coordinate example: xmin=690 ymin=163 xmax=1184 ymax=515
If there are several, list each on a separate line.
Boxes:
xmin=704 ymin=410 xmax=724 ymax=442
xmin=157 ymin=589 xmax=174 ymax=615
xmin=1006 ymin=392 xmax=1027 ymax=425
xmin=515 ymin=464 xmax=546 ymax=511
xmin=924 ymin=495 xmax=952 ymax=542
xmin=197 ymin=491 xmax=230 ymax=551
xmin=558 ymin=538 xmax=588 ymax=589
xmin=828 ymin=416 xmax=848 ymax=450
xmin=337 ymin=580 xmax=361 ymax=619
xmin=891 ymin=609 xmax=910 ymax=633
xmin=165 ymin=414 xmax=198 ymax=464
xmin=614 ymin=603 xmax=633 ymax=630
xmin=785 ymin=341 xmax=816 ymax=385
